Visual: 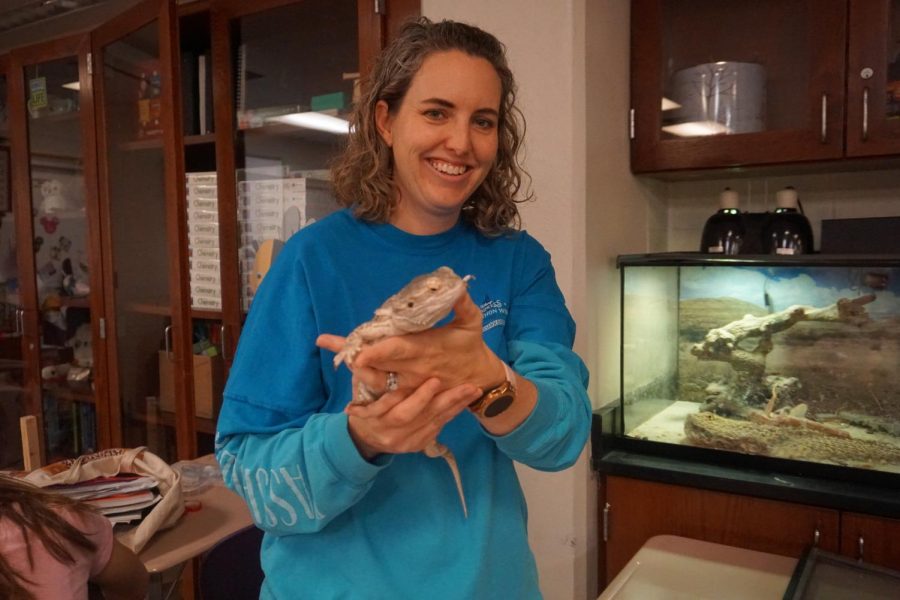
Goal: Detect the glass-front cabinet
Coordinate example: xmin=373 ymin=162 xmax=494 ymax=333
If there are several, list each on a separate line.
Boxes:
xmin=846 ymin=0 xmax=900 ymax=156
xmin=93 ymin=0 xmax=190 ymax=462
xmin=212 ymin=0 xmax=365 ymax=351
xmin=0 ymin=0 xmax=417 ymax=467
xmin=631 ymin=0 xmax=846 ymax=173
xmin=4 ymin=35 xmax=106 ymax=466
xmin=24 ymin=51 xmax=99 ymax=462
xmin=631 ymin=0 xmax=900 ymax=173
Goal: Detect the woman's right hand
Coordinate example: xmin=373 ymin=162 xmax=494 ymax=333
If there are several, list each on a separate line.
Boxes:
xmin=345 ymin=377 xmax=481 ymax=460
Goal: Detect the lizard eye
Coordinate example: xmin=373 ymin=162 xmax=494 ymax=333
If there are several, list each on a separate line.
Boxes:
xmin=407 ymin=301 xmax=414 ymax=308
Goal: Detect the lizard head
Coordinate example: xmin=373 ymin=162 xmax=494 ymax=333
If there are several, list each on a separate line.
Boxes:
xmin=380 ymin=266 xmax=474 ymax=332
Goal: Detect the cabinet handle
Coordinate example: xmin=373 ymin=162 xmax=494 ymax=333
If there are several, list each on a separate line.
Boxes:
xmin=602 ymin=502 xmax=611 ymax=542
xmin=219 ymin=324 xmax=228 ymax=361
xmin=857 ymin=535 xmax=865 ymax=561
xmin=15 ymin=308 xmax=23 ymax=336
xmin=862 ymin=87 xmax=869 ymax=141
xmin=813 ymin=528 xmax=820 ymax=546
xmin=820 ymin=94 xmax=827 ymax=143
xmin=164 ymin=324 xmax=173 ymax=358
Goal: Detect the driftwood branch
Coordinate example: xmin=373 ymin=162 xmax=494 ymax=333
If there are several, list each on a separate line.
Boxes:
xmin=690 ymin=294 xmax=875 ymax=376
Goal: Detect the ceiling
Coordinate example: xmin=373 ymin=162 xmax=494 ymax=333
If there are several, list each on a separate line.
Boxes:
xmin=0 ymin=0 xmax=110 ymax=35
xmin=0 ymin=0 xmax=148 ymax=53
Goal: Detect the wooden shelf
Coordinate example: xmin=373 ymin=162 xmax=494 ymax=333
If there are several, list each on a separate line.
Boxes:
xmin=56 ymin=296 xmax=90 ymax=309
xmin=185 ymin=133 xmax=215 ymax=145
xmin=126 ymin=302 xmax=172 ymax=316
xmin=131 ymin=406 xmax=216 ymax=434
xmin=191 ymin=309 xmax=222 ymax=320
xmin=119 ymin=137 xmax=163 ymax=151
xmin=43 ymin=383 xmax=95 ymax=403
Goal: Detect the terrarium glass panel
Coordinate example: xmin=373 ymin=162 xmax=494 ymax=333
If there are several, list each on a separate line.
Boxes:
xmin=621 ymin=256 xmax=900 ymax=474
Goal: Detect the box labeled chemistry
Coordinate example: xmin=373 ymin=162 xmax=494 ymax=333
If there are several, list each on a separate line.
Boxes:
xmin=617 ymin=253 xmax=900 ymax=478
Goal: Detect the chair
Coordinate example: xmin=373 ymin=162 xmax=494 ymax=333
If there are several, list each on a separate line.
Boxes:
xmin=198 ymin=525 xmax=265 ymax=600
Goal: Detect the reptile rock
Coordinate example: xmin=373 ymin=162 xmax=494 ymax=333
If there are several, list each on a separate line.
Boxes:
xmin=334 ymin=266 xmax=474 ymax=517
xmin=685 ymin=411 xmax=900 ymax=467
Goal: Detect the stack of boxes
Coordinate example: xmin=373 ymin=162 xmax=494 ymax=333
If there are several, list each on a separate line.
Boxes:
xmin=237 ymin=175 xmax=336 ymax=309
xmin=185 ymin=171 xmax=221 ymax=311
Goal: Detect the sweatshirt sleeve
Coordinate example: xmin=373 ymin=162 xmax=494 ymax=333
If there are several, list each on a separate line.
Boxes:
xmin=215 ymin=413 xmax=390 ymax=534
xmin=214 ymin=240 xmax=390 ymax=534
xmin=489 ymin=234 xmax=592 ymax=470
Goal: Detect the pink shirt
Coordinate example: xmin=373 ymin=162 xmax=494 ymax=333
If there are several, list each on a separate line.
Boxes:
xmin=0 ymin=505 xmax=114 ymax=600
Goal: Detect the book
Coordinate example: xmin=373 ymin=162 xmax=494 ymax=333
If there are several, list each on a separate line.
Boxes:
xmin=181 ymin=50 xmax=199 ymax=135
xmin=50 ymin=474 xmax=158 ymax=500
xmin=85 ymin=488 xmax=158 ymax=512
xmin=198 ymin=52 xmax=214 ymax=134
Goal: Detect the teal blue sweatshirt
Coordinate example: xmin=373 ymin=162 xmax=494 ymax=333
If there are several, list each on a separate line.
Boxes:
xmin=216 ymin=209 xmax=591 ymax=599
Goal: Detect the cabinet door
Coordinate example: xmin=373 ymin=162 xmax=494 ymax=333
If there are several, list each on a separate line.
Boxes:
xmin=602 ymin=476 xmax=840 ymax=585
xmin=0 ymin=56 xmax=30 ymax=469
xmin=93 ymin=0 xmax=192 ymax=462
xmin=840 ymin=512 xmax=900 ymax=570
xmin=8 ymin=36 xmax=106 ymax=464
xmin=846 ymin=0 xmax=900 ymax=156
xmin=630 ymin=0 xmax=846 ymax=173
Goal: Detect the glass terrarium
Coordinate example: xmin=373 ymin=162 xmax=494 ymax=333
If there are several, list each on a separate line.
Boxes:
xmin=618 ymin=253 xmax=900 ymax=477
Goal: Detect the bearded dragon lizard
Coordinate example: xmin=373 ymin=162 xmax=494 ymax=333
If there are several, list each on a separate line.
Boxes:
xmin=334 ymin=266 xmax=474 ymax=517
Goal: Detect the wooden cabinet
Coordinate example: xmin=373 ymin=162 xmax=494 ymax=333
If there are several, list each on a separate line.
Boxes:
xmin=600 ymin=476 xmax=900 ymax=589
xmin=840 ymin=512 xmax=900 ymax=568
xmin=600 ymin=476 xmax=840 ymax=585
xmin=630 ymin=0 xmax=900 ymax=174
xmin=0 ymin=0 xmax=418 ymax=468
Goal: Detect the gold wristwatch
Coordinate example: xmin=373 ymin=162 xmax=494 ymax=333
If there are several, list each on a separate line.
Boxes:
xmin=469 ymin=361 xmax=517 ymax=418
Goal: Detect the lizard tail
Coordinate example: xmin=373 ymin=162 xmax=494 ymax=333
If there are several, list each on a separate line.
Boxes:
xmin=424 ymin=442 xmax=468 ymax=518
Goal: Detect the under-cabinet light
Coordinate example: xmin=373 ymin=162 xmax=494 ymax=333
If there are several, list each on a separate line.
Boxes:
xmin=267 ymin=111 xmax=350 ymax=135
xmin=661 ymin=97 xmax=681 ymax=111
xmin=661 ymin=120 xmax=731 ymax=137
xmin=62 ymin=81 xmax=80 ymax=91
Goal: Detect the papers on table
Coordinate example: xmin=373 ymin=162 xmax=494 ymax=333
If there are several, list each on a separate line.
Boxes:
xmin=49 ymin=474 xmax=161 ymax=526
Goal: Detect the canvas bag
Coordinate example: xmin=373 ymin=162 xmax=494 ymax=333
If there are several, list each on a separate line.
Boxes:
xmin=24 ymin=447 xmax=184 ymax=553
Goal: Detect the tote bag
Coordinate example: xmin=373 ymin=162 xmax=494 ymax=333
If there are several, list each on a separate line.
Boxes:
xmin=24 ymin=447 xmax=184 ymax=553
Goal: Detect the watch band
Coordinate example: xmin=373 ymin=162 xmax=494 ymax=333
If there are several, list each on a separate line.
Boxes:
xmin=469 ymin=361 xmax=517 ymax=418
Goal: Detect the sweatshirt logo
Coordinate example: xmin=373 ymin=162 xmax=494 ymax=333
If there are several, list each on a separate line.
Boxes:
xmin=479 ymin=298 xmax=507 ymax=333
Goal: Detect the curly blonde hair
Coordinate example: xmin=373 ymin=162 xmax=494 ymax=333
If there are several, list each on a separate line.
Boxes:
xmin=330 ymin=17 xmax=531 ymax=236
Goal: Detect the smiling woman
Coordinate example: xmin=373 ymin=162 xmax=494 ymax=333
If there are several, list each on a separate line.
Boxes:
xmin=215 ymin=17 xmax=591 ymax=600
xmin=372 ymin=50 xmax=501 ymax=234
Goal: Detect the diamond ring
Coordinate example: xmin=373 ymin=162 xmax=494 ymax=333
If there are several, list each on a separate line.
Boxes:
xmin=386 ymin=371 xmax=399 ymax=392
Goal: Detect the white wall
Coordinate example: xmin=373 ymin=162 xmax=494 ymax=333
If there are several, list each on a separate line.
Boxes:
xmin=422 ymin=1 xmax=646 ymax=598
xmin=664 ymin=170 xmax=900 ymax=252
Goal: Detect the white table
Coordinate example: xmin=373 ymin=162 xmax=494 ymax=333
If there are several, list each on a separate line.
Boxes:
xmin=130 ymin=455 xmax=254 ymax=600
xmin=599 ymin=535 xmax=798 ymax=600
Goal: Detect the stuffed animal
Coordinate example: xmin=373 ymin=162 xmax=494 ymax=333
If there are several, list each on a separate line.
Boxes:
xmin=39 ymin=179 xmax=70 ymax=214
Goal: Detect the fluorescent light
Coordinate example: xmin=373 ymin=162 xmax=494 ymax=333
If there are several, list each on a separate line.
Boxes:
xmin=62 ymin=80 xmax=80 ymax=91
xmin=661 ymin=97 xmax=681 ymax=111
xmin=266 ymin=112 xmax=350 ymax=135
xmin=661 ymin=121 xmax=731 ymax=137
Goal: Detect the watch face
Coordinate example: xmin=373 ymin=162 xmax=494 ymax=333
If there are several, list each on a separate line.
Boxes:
xmin=483 ymin=393 xmax=514 ymax=418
